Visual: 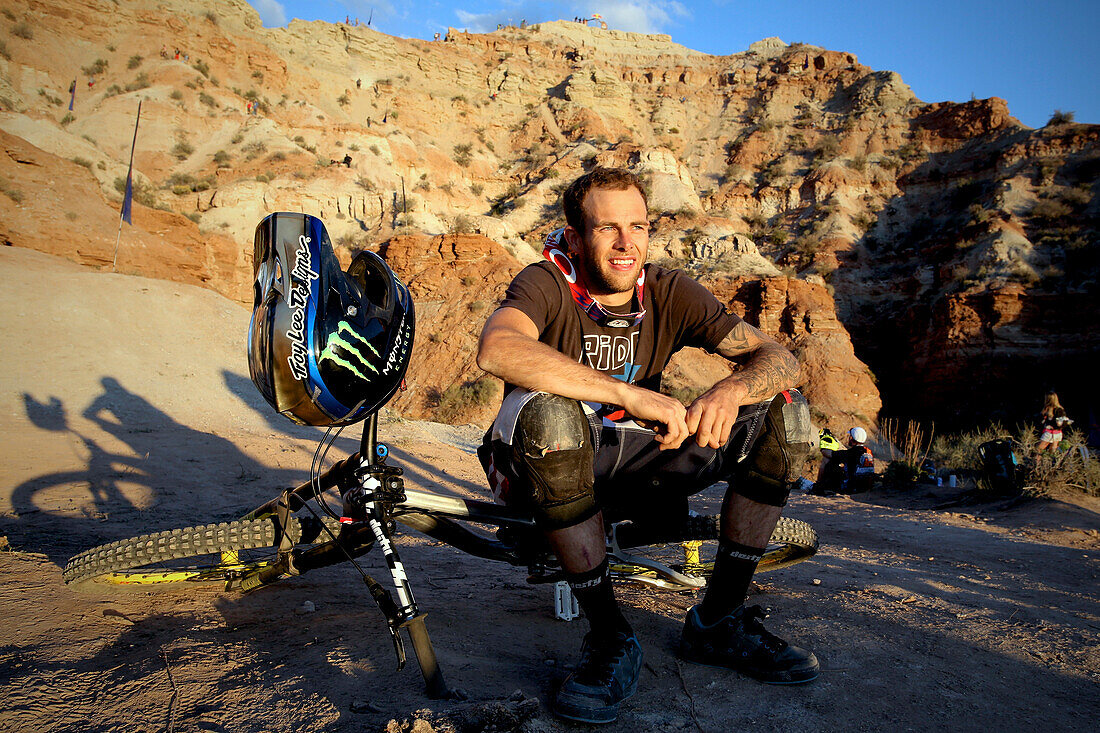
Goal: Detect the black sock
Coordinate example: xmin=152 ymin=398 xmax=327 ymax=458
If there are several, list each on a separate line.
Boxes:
xmin=699 ymin=538 xmax=765 ymax=625
xmin=568 ymin=558 xmax=632 ymax=637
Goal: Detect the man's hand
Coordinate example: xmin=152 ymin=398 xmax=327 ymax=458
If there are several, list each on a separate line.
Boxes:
xmin=622 ymin=387 xmax=690 ymax=451
xmin=686 ymin=380 xmax=747 ymax=448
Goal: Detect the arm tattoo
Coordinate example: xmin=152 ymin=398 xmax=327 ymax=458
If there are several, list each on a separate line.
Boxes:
xmin=715 ymin=322 xmax=800 ymax=402
xmin=721 ymin=322 xmax=752 ymax=354
xmin=736 ymin=344 xmax=800 ymax=402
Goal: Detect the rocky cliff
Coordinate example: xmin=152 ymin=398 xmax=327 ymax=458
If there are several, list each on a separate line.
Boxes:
xmin=1 ymin=0 xmax=1096 ymax=429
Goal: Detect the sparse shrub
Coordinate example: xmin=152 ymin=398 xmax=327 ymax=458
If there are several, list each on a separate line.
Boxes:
xmin=170 ymin=89 xmax=184 ymax=101
xmin=71 ymin=156 xmax=93 ymax=169
xmin=0 ymin=40 xmax=9 ymax=60
xmin=846 ymin=154 xmax=868 ymax=173
xmin=666 ymin=385 xmax=706 ymax=406
xmin=348 ymin=143 xmax=359 ymax=152
xmin=814 ymin=135 xmax=840 ymax=160
xmin=60 ymin=113 xmax=75 ymax=127
xmin=124 ymin=73 xmax=150 ymax=92
xmin=251 ymin=70 xmax=263 ymax=83
xmin=198 ymin=92 xmax=216 ymax=107
xmin=1 ymin=177 xmax=24 ymax=202
xmin=2 ymin=9 xmax=16 ymax=21
xmin=243 ymin=141 xmax=267 ymax=160
xmin=1047 ymin=109 xmax=1075 ymax=126
xmin=12 ymin=22 xmax=33 ymax=40
xmin=452 ymin=215 xmax=475 ymax=234
xmin=853 ymin=212 xmax=876 ymax=232
xmin=82 ymin=58 xmax=108 ymax=76
xmin=453 ymin=143 xmax=473 ymax=167
xmin=369 ymin=144 xmax=380 ymax=155
xmin=436 ymin=377 xmax=499 ymax=423
xmin=112 ymin=175 xmax=155 ymax=207
xmin=172 ymin=184 xmax=191 ymax=195
xmin=1031 ymin=199 xmax=1072 ymax=220
xmin=470 ymin=183 xmax=484 ymax=196
xmin=204 ymin=11 xmax=218 ymax=24
xmin=337 ymin=93 xmax=350 ymax=106
xmin=127 ymin=54 xmax=143 ymax=70
xmin=269 ymin=151 xmax=287 ymax=162
xmin=192 ymin=60 xmax=210 ymax=78
xmin=213 ymin=149 xmax=231 ymax=165
xmin=171 ymin=140 xmax=194 ymax=160
xmin=231 ymin=132 xmax=244 ymax=144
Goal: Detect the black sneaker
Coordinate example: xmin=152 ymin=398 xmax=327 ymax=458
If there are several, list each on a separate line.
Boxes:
xmin=680 ymin=604 xmax=819 ymax=684
xmin=553 ymin=630 xmax=643 ymax=724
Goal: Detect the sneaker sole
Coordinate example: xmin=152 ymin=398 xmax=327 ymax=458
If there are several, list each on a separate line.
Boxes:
xmin=552 ymin=681 xmax=638 ymax=724
xmin=679 ymin=655 xmax=820 ymax=685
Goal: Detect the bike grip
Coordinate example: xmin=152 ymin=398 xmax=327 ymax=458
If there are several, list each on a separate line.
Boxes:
xmin=404 ymin=615 xmax=449 ymax=699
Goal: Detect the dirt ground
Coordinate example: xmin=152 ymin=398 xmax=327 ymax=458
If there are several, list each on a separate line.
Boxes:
xmin=2 ymin=247 xmax=1098 ymax=732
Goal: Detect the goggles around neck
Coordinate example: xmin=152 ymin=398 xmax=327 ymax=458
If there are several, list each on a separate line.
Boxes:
xmin=542 ymin=228 xmax=646 ymax=328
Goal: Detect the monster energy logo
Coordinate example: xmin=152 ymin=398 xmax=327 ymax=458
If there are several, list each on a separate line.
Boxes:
xmin=286 ymin=235 xmax=320 ymax=381
xmin=319 ymin=321 xmax=380 ymax=382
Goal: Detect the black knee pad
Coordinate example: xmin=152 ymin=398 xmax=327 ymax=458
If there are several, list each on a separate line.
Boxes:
xmin=512 ymin=393 xmax=598 ymax=529
xmin=733 ymin=389 xmax=814 ymax=507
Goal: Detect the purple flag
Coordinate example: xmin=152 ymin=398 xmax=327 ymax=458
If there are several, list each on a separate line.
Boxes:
xmin=120 ymin=100 xmax=142 ymax=225
xmin=121 ymin=168 xmax=133 ymax=224
xmin=68 ymin=80 xmax=75 ymax=111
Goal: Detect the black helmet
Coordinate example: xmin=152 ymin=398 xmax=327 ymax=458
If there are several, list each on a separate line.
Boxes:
xmin=248 ymin=212 xmax=414 ymax=426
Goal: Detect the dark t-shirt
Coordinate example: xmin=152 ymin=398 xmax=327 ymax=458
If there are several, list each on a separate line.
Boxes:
xmin=496 ymin=261 xmax=741 ymax=410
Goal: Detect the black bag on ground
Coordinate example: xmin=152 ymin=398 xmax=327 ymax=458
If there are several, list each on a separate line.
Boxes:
xmin=978 ymin=439 xmax=1022 ymax=493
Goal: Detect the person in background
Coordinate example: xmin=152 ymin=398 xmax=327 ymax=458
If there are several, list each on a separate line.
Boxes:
xmin=1038 ymin=391 xmax=1071 ymax=451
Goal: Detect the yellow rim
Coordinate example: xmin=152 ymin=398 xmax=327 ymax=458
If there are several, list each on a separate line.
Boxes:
xmin=93 ymin=557 xmax=271 ymax=586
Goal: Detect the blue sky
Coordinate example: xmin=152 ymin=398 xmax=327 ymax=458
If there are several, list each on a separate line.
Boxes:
xmin=246 ymin=1 xmax=1098 ymax=129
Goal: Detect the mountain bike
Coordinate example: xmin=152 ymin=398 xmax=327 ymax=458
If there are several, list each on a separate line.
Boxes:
xmin=64 ymin=411 xmax=818 ymax=698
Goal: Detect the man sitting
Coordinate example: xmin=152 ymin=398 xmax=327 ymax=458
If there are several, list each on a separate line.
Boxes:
xmin=475 ymin=167 xmax=819 ymax=724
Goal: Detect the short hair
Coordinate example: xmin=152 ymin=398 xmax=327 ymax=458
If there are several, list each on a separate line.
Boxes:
xmin=562 ymin=167 xmax=648 ymax=234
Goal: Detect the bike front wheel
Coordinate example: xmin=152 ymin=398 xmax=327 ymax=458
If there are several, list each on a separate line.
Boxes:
xmin=62 ymin=514 xmax=342 ymax=589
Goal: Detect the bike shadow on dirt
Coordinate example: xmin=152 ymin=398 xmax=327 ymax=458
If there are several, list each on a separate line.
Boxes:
xmin=221 ymin=368 xmax=493 ymax=501
xmin=6 ymin=377 xmax=311 ymax=566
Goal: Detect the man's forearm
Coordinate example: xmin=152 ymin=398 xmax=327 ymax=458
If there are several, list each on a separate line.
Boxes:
xmin=721 ymin=342 xmax=801 ymax=405
xmin=477 ymin=330 xmax=631 ymax=407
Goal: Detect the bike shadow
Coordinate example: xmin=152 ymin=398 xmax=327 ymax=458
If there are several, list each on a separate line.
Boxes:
xmin=5 ymin=377 xmax=310 ymax=566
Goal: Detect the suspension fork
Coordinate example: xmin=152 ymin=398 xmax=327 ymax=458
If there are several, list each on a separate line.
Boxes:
xmin=354 ymin=412 xmax=449 ymax=699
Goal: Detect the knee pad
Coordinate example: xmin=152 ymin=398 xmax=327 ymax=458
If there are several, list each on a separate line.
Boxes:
xmin=734 ymin=389 xmax=814 ymax=507
xmin=512 ymin=393 xmax=597 ymax=529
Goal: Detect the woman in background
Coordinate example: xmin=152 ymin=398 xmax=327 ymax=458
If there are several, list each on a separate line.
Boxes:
xmin=1038 ymin=391 xmax=1071 ymax=451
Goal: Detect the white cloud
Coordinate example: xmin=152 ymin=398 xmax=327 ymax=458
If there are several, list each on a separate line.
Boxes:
xmin=595 ymin=1 xmax=690 ymax=34
xmin=454 ymin=1 xmax=690 ymax=35
xmin=249 ymin=0 xmax=287 ymax=27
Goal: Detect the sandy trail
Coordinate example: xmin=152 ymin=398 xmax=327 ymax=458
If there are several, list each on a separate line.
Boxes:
xmin=1 ymin=247 xmax=1098 ymax=732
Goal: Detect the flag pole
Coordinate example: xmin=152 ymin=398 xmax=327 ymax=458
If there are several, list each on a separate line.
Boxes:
xmin=113 ymin=99 xmax=142 ymax=272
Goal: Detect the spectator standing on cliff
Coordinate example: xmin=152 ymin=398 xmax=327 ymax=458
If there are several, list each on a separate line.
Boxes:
xmin=1038 ymin=391 xmax=1072 ymax=451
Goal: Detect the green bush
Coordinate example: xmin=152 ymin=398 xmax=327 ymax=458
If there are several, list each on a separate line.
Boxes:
xmin=213 ymin=150 xmax=231 ymax=165
xmin=127 ymin=54 xmax=143 ymax=70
